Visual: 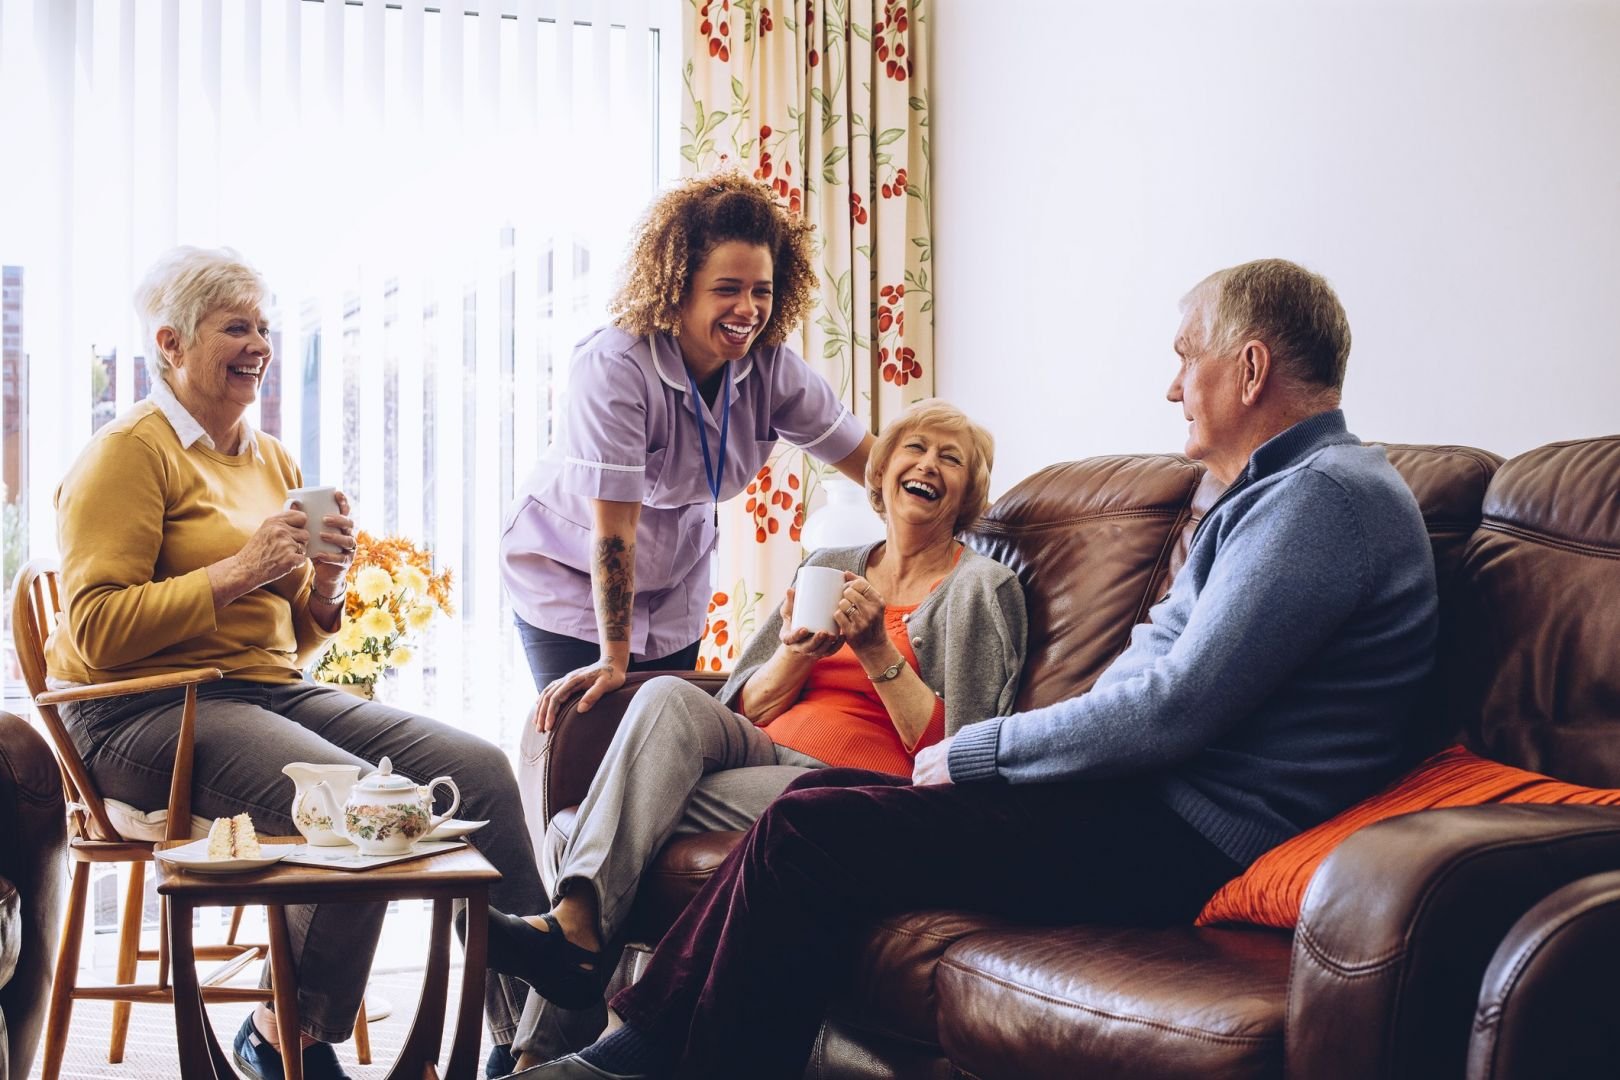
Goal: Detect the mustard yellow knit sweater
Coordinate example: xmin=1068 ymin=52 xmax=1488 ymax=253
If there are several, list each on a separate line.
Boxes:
xmin=46 ymin=400 xmax=333 ymax=685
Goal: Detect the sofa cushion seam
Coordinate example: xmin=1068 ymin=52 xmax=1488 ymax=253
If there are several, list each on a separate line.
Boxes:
xmin=938 ymin=957 xmax=1276 ymax=1046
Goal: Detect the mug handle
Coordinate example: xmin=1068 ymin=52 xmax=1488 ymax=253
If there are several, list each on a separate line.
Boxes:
xmin=425 ymin=776 xmax=461 ymax=832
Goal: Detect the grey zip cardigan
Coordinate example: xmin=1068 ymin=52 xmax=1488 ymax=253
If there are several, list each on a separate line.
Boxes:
xmin=716 ymin=542 xmax=1029 ymax=736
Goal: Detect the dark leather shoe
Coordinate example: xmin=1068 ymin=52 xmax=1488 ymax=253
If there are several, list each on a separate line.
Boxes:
xmin=509 ymin=1053 xmax=648 ymax=1080
xmin=486 ymin=910 xmax=612 ymax=1009
xmin=232 ymin=1014 xmax=353 ymax=1080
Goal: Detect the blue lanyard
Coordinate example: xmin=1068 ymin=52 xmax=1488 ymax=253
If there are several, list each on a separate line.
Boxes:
xmin=685 ymin=363 xmax=731 ymax=527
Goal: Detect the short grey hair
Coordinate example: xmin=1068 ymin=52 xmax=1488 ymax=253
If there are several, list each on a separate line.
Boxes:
xmin=133 ymin=246 xmax=267 ymax=379
xmin=1181 ymin=259 xmax=1351 ymax=391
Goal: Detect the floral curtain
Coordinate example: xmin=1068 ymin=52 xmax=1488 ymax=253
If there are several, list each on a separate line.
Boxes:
xmin=685 ymin=0 xmax=935 ymax=671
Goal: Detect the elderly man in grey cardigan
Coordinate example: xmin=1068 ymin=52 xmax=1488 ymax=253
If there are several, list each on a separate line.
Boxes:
xmin=494 ymin=400 xmax=1027 ymax=1065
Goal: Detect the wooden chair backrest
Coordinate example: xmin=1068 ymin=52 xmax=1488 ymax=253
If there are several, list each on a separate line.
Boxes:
xmin=11 ymin=559 xmax=125 ymax=843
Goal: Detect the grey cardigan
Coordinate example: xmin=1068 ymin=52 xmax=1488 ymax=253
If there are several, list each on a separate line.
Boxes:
xmin=716 ymin=542 xmax=1029 ymax=736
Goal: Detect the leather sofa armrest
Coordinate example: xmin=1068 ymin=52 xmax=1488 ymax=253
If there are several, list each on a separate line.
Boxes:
xmin=1466 ymin=869 xmax=1620 ymax=1080
xmin=0 ymin=711 xmax=67 ymax=1080
xmin=1286 ymin=804 xmax=1620 ymax=1080
xmin=541 ymin=671 xmax=730 ymax=825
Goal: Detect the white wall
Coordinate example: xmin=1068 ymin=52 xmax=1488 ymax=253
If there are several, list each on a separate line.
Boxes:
xmin=933 ymin=0 xmax=1620 ymax=494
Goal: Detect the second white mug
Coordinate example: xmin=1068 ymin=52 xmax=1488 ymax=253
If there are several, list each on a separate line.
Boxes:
xmin=791 ymin=565 xmax=846 ymax=635
xmin=284 ymin=485 xmax=343 ymax=557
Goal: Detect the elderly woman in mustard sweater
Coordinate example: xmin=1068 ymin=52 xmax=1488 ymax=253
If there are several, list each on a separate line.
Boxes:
xmin=495 ymin=399 xmax=1029 ymax=1068
xmin=46 ymin=247 xmax=541 ymax=1080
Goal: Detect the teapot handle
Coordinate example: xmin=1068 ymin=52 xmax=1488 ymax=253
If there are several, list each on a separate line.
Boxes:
xmin=424 ymin=776 xmax=461 ymax=832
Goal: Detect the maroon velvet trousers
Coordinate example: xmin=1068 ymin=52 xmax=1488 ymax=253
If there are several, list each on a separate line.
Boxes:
xmin=610 ymin=768 xmax=1241 ymax=1080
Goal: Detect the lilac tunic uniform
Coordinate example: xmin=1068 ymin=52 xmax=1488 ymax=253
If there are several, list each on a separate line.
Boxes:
xmin=500 ymin=326 xmax=866 ymax=662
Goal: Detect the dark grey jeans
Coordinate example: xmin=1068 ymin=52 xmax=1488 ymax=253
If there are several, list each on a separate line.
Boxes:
xmin=62 ymin=677 xmax=542 ymax=1044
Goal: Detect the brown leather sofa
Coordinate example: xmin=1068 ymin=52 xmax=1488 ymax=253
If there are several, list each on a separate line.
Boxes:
xmin=540 ymin=434 xmax=1620 ymax=1079
xmin=0 ymin=709 xmax=67 ymax=1080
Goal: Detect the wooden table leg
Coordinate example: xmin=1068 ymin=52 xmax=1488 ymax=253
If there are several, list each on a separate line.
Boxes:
xmin=386 ymin=898 xmax=452 ymax=1080
xmin=354 ymin=998 xmax=372 ymax=1064
xmin=267 ymin=905 xmax=305 ymax=1080
xmin=168 ymin=897 xmax=231 ymax=1079
xmin=446 ymin=887 xmax=488 ymax=1080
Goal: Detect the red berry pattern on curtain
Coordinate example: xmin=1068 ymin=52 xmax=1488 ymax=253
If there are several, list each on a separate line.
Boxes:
xmin=684 ymin=0 xmax=934 ymax=673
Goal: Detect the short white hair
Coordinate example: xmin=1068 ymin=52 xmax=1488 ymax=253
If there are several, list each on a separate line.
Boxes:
xmin=133 ymin=246 xmax=267 ymax=379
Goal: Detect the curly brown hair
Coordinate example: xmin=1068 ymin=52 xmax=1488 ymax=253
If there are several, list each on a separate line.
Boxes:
xmin=609 ymin=171 xmax=818 ymax=346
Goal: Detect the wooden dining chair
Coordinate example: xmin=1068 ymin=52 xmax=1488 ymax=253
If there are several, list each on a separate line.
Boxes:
xmin=12 ymin=560 xmax=371 ymax=1079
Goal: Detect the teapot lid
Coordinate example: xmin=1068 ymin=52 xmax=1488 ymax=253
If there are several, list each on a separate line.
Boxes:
xmin=356 ymin=756 xmax=418 ymax=793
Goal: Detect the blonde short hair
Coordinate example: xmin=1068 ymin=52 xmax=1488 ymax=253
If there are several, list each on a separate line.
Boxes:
xmin=866 ymin=399 xmax=995 ymax=534
xmin=133 ymin=246 xmax=267 ymax=379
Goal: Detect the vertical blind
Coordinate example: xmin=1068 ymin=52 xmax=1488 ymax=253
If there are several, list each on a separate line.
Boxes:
xmin=0 ymin=0 xmax=681 ymax=752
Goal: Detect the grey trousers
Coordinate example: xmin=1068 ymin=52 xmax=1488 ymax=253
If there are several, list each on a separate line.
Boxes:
xmin=62 ymin=677 xmax=543 ymax=1044
xmin=512 ymin=674 xmax=826 ymax=1058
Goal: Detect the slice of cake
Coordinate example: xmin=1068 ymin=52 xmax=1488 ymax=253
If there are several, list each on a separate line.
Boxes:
xmin=205 ymin=813 xmax=262 ymax=859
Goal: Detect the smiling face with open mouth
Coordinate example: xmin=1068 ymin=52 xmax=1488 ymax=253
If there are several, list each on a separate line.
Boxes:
xmin=676 ymin=240 xmax=775 ymax=379
xmin=881 ymin=424 xmax=970 ymax=538
xmin=166 ymin=303 xmax=273 ymax=425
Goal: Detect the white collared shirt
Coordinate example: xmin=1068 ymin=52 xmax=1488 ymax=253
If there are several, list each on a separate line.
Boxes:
xmin=148 ymin=372 xmax=264 ymax=462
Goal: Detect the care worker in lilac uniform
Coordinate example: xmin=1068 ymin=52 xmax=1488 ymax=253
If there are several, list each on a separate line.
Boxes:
xmin=499 ymin=172 xmax=872 ymax=853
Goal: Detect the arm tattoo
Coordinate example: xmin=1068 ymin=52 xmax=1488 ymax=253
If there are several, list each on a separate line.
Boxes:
xmin=594 ymin=535 xmax=635 ymax=643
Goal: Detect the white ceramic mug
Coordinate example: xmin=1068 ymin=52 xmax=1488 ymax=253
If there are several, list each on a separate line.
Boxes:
xmin=283 ymin=485 xmax=343 ymax=557
xmin=791 ymin=565 xmax=846 ymax=634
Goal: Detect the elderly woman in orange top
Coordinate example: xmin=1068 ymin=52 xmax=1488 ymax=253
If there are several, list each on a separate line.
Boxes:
xmin=487 ymin=399 xmax=1027 ymax=1053
xmin=45 ymin=246 xmax=542 ymax=1080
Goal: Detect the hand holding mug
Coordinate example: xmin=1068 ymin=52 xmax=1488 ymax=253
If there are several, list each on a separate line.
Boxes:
xmin=833 ymin=572 xmax=887 ymax=657
xmin=288 ymin=489 xmax=357 ymax=594
xmin=778 ymin=588 xmax=843 ymax=661
xmin=232 ymin=510 xmax=311 ymax=587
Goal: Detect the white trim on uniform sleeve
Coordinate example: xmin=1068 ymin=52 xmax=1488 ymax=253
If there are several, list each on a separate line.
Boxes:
xmin=566 ymin=457 xmax=646 ymax=473
xmin=791 ymin=407 xmax=855 ymax=452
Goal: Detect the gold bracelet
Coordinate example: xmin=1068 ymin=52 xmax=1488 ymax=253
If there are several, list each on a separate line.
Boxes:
xmin=866 ymin=657 xmax=906 ymax=683
xmin=312 ymin=584 xmax=348 ymax=605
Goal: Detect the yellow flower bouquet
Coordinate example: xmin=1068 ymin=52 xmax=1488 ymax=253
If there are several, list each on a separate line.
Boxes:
xmin=311 ymin=531 xmax=454 ymax=695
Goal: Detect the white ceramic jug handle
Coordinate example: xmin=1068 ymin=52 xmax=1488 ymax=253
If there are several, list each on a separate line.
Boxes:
xmin=293 ymin=782 xmax=325 ymax=829
xmin=426 ymin=776 xmax=460 ymax=832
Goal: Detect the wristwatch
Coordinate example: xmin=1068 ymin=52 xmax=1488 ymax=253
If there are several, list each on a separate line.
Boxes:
xmin=867 ymin=657 xmax=907 ymax=683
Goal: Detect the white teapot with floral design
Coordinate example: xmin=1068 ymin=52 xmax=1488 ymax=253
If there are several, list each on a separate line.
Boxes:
xmin=299 ymin=756 xmax=460 ymax=856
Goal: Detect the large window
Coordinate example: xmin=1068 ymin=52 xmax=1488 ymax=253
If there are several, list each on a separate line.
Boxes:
xmin=0 ymin=0 xmax=681 ymax=752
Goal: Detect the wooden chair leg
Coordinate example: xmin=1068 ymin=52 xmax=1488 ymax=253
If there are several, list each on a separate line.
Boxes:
xmin=354 ymin=999 xmax=372 ymax=1065
xmin=108 ymin=860 xmax=147 ymax=1063
xmin=40 ymin=860 xmax=90 ymax=1080
xmin=157 ymin=893 xmax=171 ymax=989
xmin=226 ymin=903 xmax=245 ymax=947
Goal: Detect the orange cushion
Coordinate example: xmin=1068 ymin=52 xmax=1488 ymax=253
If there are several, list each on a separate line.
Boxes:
xmin=1195 ymin=746 xmax=1620 ymax=930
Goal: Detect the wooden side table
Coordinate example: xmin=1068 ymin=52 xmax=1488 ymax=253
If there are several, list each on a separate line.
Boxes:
xmin=154 ymin=837 xmax=498 ymax=1080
